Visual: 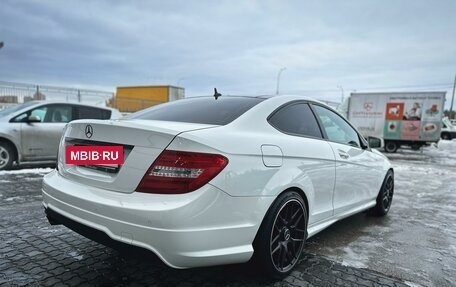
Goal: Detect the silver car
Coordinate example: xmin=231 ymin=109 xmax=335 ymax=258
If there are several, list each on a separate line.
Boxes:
xmin=0 ymin=101 xmax=121 ymax=170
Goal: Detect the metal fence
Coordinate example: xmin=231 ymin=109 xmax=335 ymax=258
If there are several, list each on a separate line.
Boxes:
xmin=0 ymin=81 xmax=114 ymax=110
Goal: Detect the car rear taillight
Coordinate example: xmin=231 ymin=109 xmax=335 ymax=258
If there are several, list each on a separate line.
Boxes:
xmin=136 ymin=150 xmax=228 ymax=194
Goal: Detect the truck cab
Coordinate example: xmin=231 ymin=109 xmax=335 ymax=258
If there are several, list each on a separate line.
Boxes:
xmin=441 ymin=117 xmax=456 ymax=140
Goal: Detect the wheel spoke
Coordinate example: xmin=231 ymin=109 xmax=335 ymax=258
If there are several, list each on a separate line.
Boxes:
xmin=271 ymin=243 xmax=281 ymax=255
xmin=294 ymin=228 xmax=306 ymax=234
xmin=383 ymin=196 xmax=389 ymax=207
xmin=290 ymin=238 xmax=296 ymax=256
xmin=291 ymin=213 xmax=303 ymax=226
xmin=286 ymin=244 xmax=294 ymax=261
xmin=278 ymin=215 xmax=287 ymax=226
xmin=271 ymin=233 xmax=280 ymax=247
xmin=290 ymin=208 xmax=300 ymax=221
xmin=287 ymin=204 xmax=294 ymax=222
xmin=280 ymin=243 xmax=288 ymax=268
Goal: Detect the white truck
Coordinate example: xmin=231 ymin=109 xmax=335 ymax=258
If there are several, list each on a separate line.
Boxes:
xmin=344 ymin=92 xmax=446 ymax=152
xmin=441 ymin=117 xmax=456 ymax=140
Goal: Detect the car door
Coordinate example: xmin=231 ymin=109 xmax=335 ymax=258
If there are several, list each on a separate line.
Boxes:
xmin=268 ymin=102 xmax=336 ymax=224
xmin=12 ymin=104 xmax=73 ymax=160
xmin=311 ymin=104 xmax=384 ymax=215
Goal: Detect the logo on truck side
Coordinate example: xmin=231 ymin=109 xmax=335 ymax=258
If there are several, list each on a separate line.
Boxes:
xmin=363 ymin=102 xmax=373 ymax=111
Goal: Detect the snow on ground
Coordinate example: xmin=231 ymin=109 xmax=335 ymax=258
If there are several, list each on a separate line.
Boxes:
xmin=0 ymin=168 xmax=53 ymax=176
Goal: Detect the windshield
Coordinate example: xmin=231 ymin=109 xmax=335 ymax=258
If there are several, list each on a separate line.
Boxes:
xmin=128 ymin=96 xmax=264 ymax=125
xmin=0 ymin=102 xmax=37 ymax=118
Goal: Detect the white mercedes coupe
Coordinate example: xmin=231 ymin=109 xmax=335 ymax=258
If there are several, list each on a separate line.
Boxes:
xmin=42 ymin=95 xmax=394 ymax=276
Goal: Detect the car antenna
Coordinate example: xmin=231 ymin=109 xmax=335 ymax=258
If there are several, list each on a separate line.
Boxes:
xmin=214 ymin=88 xmax=222 ymax=100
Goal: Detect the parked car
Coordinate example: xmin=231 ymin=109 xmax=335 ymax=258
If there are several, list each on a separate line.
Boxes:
xmin=441 ymin=117 xmax=456 ymax=140
xmin=42 ymin=95 xmax=393 ymax=277
xmin=0 ymin=101 xmax=121 ymax=170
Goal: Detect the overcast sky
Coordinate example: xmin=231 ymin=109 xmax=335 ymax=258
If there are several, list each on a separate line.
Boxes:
xmin=0 ymin=0 xmax=455 ymax=107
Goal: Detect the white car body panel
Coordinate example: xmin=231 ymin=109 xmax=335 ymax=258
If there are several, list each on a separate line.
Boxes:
xmin=43 ymin=170 xmax=275 ymax=268
xmin=42 ymin=95 xmax=392 ymax=269
xmin=171 ymin=128 xmax=337 ymax=225
xmin=327 ymin=141 xmax=385 ymax=215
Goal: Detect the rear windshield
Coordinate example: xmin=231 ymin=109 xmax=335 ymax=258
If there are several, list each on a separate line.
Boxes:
xmin=128 ymin=96 xmax=264 ymax=125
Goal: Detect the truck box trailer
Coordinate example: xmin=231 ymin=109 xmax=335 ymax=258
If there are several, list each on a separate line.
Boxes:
xmin=346 ymin=92 xmax=446 ymax=152
xmin=115 ymin=85 xmax=184 ymax=113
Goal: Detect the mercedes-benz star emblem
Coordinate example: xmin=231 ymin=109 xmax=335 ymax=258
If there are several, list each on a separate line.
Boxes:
xmin=85 ymin=125 xmax=93 ymax=138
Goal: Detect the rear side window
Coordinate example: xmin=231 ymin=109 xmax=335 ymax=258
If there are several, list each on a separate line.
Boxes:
xmin=76 ymin=107 xmax=111 ymax=120
xmin=268 ymin=103 xmax=322 ymax=138
xmin=129 ymin=97 xmax=264 ymax=125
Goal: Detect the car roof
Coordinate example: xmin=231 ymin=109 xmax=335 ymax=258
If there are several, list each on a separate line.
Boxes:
xmin=184 ymin=94 xmax=321 ymax=103
xmin=26 ymin=100 xmax=111 ymax=109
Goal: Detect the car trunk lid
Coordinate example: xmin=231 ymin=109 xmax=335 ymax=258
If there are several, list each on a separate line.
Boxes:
xmin=59 ymin=119 xmax=218 ymax=193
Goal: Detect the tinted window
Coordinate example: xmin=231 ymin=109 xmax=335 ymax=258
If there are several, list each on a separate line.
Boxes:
xmin=129 ymin=97 xmax=264 ymax=125
xmin=312 ymin=105 xmax=360 ymax=147
xmin=76 ymin=107 xmax=111 ymax=120
xmin=269 ymin=103 xmax=322 ymax=138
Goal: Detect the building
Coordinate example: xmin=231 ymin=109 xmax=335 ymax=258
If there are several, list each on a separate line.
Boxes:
xmin=114 ymin=85 xmax=184 ymax=112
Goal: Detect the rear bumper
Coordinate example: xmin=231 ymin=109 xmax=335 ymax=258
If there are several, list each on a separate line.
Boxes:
xmin=45 ymin=207 xmax=156 ymax=256
xmin=42 ymin=170 xmax=274 ymax=268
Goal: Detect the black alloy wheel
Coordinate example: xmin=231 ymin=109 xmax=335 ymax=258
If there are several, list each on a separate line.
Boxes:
xmin=270 ymin=199 xmax=306 ymax=272
xmin=253 ymin=191 xmax=308 ymax=277
xmin=370 ymin=170 xmax=394 ymax=216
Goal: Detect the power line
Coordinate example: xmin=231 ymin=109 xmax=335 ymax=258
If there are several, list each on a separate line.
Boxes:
xmin=286 ymin=82 xmax=453 ymax=94
xmin=353 ymin=83 xmax=453 ymax=91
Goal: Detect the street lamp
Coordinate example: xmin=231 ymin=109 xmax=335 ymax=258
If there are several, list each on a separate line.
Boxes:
xmin=276 ymin=67 xmax=286 ymax=95
xmin=337 ymin=85 xmax=345 ymax=103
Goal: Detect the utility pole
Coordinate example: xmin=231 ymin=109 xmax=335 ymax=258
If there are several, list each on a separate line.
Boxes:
xmin=276 ymin=67 xmax=286 ymax=95
xmin=450 ymin=73 xmax=456 ymax=119
xmin=337 ymin=85 xmax=345 ymax=103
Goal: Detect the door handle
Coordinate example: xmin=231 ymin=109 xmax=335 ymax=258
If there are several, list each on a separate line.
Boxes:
xmin=338 ymin=150 xmax=350 ymax=159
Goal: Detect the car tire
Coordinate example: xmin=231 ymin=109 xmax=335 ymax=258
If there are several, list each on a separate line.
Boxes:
xmin=384 ymin=141 xmax=398 ymax=153
xmin=411 ymin=144 xmax=421 ymax=151
xmin=0 ymin=141 xmax=14 ymax=170
xmin=253 ymin=191 xmax=308 ymax=278
xmin=369 ymin=170 xmax=394 ymax=217
xmin=441 ymin=133 xmax=450 ymax=140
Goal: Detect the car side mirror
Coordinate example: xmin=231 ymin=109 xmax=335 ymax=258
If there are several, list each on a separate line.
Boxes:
xmin=368 ymin=136 xmax=383 ymax=149
xmin=27 ymin=115 xmax=41 ymax=123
